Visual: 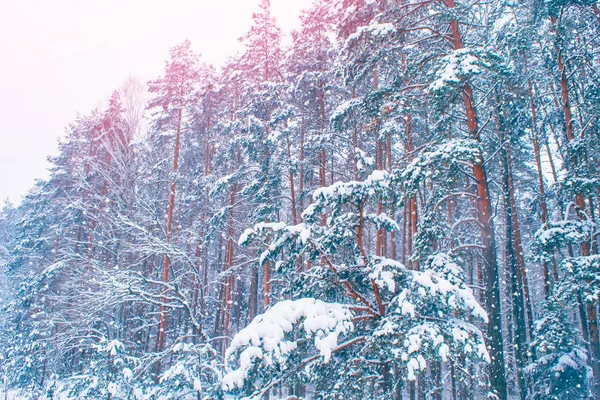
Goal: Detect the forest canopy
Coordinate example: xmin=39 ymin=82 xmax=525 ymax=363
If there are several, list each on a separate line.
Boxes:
xmin=1 ymin=0 xmax=600 ymax=399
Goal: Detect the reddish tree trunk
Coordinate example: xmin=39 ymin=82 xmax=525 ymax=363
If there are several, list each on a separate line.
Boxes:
xmin=527 ymin=77 xmax=553 ymax=295
xmin=387 ymin=132 xmax=396 ymax=260
xmin=405 ymin=113 xmax=418 ymax=271
xmin=446 ymin=2 xmax=508 ymax=396
xmin=376 ymin=138 xmax=385 ymax=258
xmin=319 ymin=83 xmax=327 ymax=227
xmin=299 ymin=116 xmax=306 ymax=221
xmin=264 ymin=260 xmax=271 ymax=308
xmin=223 ymin=181 xmax=238 ymax=334
xmin=287 ymin=136 xmax=298 ymax=225
xmin=352 ymin=88 xmax=359 ymax=179
xmin=155 ymin=107 xmax=183 ymax=357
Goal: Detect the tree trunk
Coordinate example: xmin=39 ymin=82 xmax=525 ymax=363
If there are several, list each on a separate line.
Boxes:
xmin=499 ymin=113 xmax=527 ymax=400
xmin=527 ymin=75 xmax=553 ymax=296
xmin=155 ymin=106 xmax=183 ymax=360
xmin=376 ymin=136 xmax=385 ymax=258
xmin=446 ymin=2 xmax=508 ymax=396
xmin=505 ymin=135 xmax=534 ymax=337
xmin=287 ymin=135 xmax=298 ymax=226
xmin=152 ymin=106 xmax=184 ymax=380
xmin=405 ymin=112 xmax=418 ymax=271
xmin=388 ymin=131 xmax=396 ymax=260
xmin=223 ymin=181 xmax=238 ymax=335
xmin=319 ymin=82 xmax=327 ymax=227
xmin=352 ymin=87 xmax=359 ymax=180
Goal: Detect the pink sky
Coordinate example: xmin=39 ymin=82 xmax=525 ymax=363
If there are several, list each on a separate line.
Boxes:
xmin=0 ymin=0 xmax=311 ymax=204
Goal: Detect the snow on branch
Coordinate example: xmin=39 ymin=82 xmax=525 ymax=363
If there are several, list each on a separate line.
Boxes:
xmin=303 ymin=170 xmax=391 ymax=221
xmin=222 ymin=298 xmax=354 ymax=392
xmin=401 ymin=138 xmax=480 ymax=194
xmin=369 ymin=253 xmax=490 ymax=381
xmin=533 ymin=219 xmax=596 ymax=257
xmin=368 ymin=254 xmax=488 ymax=322
xmin=343 ymin=22 xmax=398 ymax=55
xmin=428 ymin=48 xmax=501 ymax=93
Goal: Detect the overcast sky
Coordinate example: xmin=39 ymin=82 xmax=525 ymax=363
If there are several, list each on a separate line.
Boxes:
xmin=0 ymin=0 xmax=311 ymax=204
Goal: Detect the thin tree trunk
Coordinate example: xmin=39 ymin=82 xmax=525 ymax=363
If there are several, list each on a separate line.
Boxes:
xmin=319 ymin=83 xmax=327 ymax=227
xmin=155 ymin=106 xmax=183 ymax=361
xmin=446 ymin=2 xmax=508 ymax=396
xmin=504 ymin=132 xmax=534 ymax=337
xmin=405 ymin=108 xmax=418 ymax=400
xmin=287 ymin=136 xmax=298 ymax=226
xmin=376 ymin=137 xmax=385 ymax=258
xmin=249 ymin=264 xmax=259 ymax=321
xmin=388 ymin=131 xmax=396 ymax=260
xmin=430 ymin=361 xmax=442 ymax=400
xmin=352 ymin=87 xmax=359 ymax=179
xmin=223 ymin=181 xmax=238 ymax=335
xmin=299 ymin=116 xmax=305 ymax=221
xmin=499 ymin=113 xmax=527 ymax=400
xmin=402 ymin=200 xmax=408 ymax=266
xmin=405 ymin=113 xmax=418 ymax=271
xmin=524 ymin=65 xmax=553 ymax=296
xmin=264 ymin=259 xmax=271 ymax=308
xmin=374 ymin=68 xmax=386 ymax=259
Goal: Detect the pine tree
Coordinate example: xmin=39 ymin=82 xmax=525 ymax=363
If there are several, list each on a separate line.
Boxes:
xmin=146 ymin=39 xmax=200 ymax=370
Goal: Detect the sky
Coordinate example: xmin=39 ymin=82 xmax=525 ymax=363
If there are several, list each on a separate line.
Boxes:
xmin=0 ymin=0 xmax=312 ymax=204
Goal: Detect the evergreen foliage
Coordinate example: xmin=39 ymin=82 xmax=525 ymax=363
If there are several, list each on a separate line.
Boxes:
xmin=1 ymin=0 xmax=600 ymax=398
